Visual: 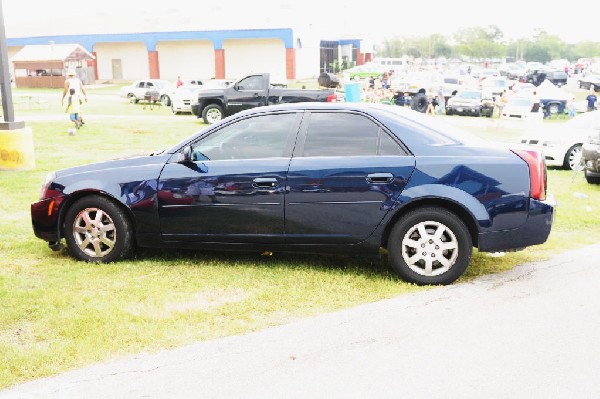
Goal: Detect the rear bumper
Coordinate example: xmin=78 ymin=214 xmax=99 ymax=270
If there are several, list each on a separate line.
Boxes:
xmin=478 ymin=196 xmax=556 ymax=252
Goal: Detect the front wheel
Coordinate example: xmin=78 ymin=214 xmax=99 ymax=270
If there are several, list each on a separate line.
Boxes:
xmin=388 ymin=207 xmax=472 ymax=285
xmin=202 ymin=104 xmax=224 ymax=124
xmin=160 ymin=95 xmax=171 ymax=107
xmin=64 ymin=196 xmax=134 ymax=263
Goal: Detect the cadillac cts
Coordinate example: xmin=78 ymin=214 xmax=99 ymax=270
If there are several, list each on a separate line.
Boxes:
xmin=31 ymin=103 xmax=555 ymax=285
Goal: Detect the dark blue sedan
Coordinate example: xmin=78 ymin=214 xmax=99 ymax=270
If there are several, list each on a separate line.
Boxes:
xmin=31 ymin=103 xmax=555 ymax=285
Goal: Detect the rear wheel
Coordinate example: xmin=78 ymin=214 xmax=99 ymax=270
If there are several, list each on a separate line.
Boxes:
xmin=547 ymin=103 xmax=560 ymax=115
xmin=563 ymin=144 xmax=583 ymax=170
xmin=127 ymin=94 xmax=138 ymax=104
xmin=160 ymin=95 xmax=171 ymax=107
xmin=388 ymin=207 xmax=472 ymax=285
xmin=64 ymin=196 xmax=134 ymax=263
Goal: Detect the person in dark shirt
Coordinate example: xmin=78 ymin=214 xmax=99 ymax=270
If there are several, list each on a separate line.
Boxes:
xmin=586 ymin=88 xmax=598 ymax=112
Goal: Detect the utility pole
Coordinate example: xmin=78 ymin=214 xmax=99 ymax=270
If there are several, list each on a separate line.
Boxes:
xmin=0 ymin=0 xmax=34 ymax=171
xmin=0 ymin=0 xmax=23 ymax=129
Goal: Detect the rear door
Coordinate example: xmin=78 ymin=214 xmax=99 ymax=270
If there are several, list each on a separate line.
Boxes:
xmin=285 ymin=111 xmax=415 ymax=245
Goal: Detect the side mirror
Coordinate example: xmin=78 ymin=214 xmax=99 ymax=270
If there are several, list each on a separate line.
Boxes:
xmin=178 ymin=145 xmax=193 ymax=163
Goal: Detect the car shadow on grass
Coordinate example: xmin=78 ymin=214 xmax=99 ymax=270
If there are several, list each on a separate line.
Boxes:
xmin=133 ymin=246 xmax=399 ymax=281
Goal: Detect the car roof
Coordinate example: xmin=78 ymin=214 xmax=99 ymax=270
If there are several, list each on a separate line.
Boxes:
xmin=166 ymin=102 xmax=491 ymax=155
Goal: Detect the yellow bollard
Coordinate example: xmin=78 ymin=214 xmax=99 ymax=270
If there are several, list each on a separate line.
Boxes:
xmin=0 ymin=126 xmax=35 ymax=170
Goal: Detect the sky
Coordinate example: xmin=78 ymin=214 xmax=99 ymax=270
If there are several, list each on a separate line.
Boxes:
xmin=2 ymin=0 xmax=595 ymax=46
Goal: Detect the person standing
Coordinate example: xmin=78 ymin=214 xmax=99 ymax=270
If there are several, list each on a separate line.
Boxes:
xmin=62 ymin=69 xmax=87 ymax=125
xmin=568 ymin=97 xmax=577 ymax=118
xmin=496 ymin=90 xmax=507 ymax=118
xmin=586 ymin=88 xmax=598 ymax=112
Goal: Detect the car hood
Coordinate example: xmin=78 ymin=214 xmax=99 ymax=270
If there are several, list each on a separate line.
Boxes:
xmin=55 ymin=153 xmax=172 ymax=178
xmin=197 ymin=88 xmax=227 ymax=98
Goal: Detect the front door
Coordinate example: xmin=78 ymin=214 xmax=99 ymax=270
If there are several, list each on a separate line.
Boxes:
xmin=112 ymin=59 xmax=123 ymax=80
xmin=158 ymin=112 xmax=301 ymax=244
xmin=225 ymin=74 xmax=268 ymax=117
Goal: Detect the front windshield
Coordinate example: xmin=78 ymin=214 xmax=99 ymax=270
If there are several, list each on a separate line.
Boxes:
xmin=456 ymin=91 xmax=481 ymax=99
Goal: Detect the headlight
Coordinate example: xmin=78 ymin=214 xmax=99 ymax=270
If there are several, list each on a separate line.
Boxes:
xmin=40 ymin=171 xmax=56 ymax=199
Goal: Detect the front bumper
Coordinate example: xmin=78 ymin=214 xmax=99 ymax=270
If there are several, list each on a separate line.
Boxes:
xmin=31 ymin=197 xmax=64 ymax=242
xmin=582 ymin=143 xmax=600 ymax=174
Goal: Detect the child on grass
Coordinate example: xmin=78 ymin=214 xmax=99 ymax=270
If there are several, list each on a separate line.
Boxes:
xmin=65 ymin=88 xmax=82 ymax=134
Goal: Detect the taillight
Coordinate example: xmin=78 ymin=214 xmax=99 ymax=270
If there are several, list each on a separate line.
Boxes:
xmin=326 ymin=93 xmax=337 ymax=102
xmin=512 ymin=149 xmax=547 ymax=200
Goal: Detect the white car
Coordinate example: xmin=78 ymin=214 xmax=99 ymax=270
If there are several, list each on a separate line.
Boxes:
xmin=480 ymin=77 xmax=511 ymax=100
xmin=501 ymin=96 xmax=534 ymax=120
xmin=120 ymin=79 xmax=175 ymax=106
xmin=518 ymin=111 xmax=600 ymax=170
xmin=171 ymin=80 xmax=233 ymax=114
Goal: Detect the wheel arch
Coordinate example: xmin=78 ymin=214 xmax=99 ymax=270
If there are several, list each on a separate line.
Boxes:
xmin=57 ymin=190 xmax=137 ymax=240
xmin=380 ymin=198 xmax=480 ymax=251
xmin=199 ymin=98 xmax=225 ymax=114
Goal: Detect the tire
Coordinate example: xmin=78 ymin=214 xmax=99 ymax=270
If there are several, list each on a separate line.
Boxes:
xmin=160 ymin=95 xmax=171 ymax=107
xmin=547 ymin=103 xmax=560 ymax=115
xmin=127 ymin=93 xmax=138 ymax=104
xmin=585 ymin=170 xmax=600 ymax=184
xmin=64 ymin=195 xmax=134 ymax=263
xmin=446 ymin=109 xmax=453 ymax=116
xmin=563 ymin=144 xmax=583 ymax=170
xmin=387 ymin=207 xmax=472 ymax=285
xmin=411 ymin=93 xmax=428 ymax=113
xmin=202 ymin=104 xmax=224 ymax=124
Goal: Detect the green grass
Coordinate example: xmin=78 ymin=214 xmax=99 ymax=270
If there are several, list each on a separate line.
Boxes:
xmin=1 ymin=87 xmax=599 ymax=389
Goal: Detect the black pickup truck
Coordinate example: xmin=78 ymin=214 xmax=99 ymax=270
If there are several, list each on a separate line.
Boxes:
xmin=191 ymin=73 xmax=338 ymax=124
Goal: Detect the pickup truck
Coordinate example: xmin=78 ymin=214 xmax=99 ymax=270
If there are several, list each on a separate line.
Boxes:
xmin=191 ymin=73 xmax=338 ymax=124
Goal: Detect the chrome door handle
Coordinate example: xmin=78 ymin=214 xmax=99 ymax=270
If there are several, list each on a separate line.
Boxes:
xmin=366 ymin=173 xmax=394 ymax=184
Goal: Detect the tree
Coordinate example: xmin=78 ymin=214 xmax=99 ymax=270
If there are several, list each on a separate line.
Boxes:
xmin=453 ymin=25 xmax=507 ymax=59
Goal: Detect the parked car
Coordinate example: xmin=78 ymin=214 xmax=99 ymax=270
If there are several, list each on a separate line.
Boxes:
xmin=581 ymin=111 xmax=600 ymax=183
xmin=578 ymin=74 xmax=600 ymax=91
xmin=171 ymin=80 xmax=233 ymax=114
xmin=518 ymin=110 xmax=600 ymax=170
xmin=480 ymin=77 xmax=511 ymax=100
xmin=342 ymin=63 xmax=386 ymax=80
xmin=500 ymin=96 xmax=534 ymax=120
xmin=445 ymin=90 xmax=494 ymax=117
xmin=498 ymin=63 xmax=527 ymax=80
xmin=30 ymin=102 xmax=555 ymax=286
xmin=524 ymin=69 xmax=568 ymax=87
xmin=120 ymin=79 xmax=175 ymax=106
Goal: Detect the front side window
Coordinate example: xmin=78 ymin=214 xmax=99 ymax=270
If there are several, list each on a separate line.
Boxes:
xmin=237 ymin=75 xmax=265 ymax=91
xmin=191 ymin=113 xmax=297 ymax=161
xmin=301 ymin=112 xmax=404 ymax=157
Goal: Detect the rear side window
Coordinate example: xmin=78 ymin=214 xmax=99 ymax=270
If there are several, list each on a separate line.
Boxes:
xmin=301 ymin=112 xmax=404 ymax=157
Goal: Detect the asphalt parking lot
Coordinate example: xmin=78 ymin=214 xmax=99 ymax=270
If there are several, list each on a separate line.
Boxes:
xmin=3 ymin=243 xmax=600 ymax=399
